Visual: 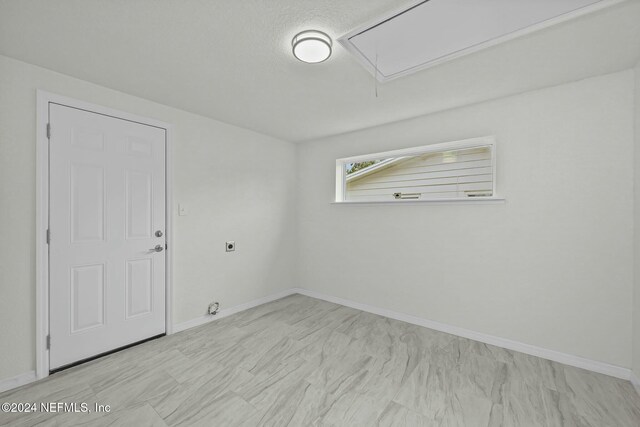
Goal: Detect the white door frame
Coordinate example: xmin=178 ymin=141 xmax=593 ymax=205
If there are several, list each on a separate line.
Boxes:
xmin=35 ymin=90 xmax=174 ymax=379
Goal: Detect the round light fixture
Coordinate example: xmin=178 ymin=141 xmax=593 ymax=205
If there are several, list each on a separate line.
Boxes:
xmin=292 ymin=30 xmax=332 ymax=63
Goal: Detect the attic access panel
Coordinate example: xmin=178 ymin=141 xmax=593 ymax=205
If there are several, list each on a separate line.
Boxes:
xmin=339 ymin=0 xmax=617 ymax=82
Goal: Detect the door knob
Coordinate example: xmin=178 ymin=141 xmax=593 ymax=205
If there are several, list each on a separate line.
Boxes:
xmin=151 ymin=245 xmax=164 ymax=252
xmin=155 ymin=230 xmax=163 ymax=237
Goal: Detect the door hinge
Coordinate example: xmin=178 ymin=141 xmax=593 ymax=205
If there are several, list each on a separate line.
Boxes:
xmin=46 ymin=335 xmax=51 ymax=350
xmin=46 ymin=123 xmax=51 ymax=140
xmin=46 ymin=229 xmax=50 ymax=244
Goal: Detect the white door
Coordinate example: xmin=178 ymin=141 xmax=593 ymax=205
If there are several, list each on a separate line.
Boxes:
xmin=49 ymin=103 xmax=166 ymax=370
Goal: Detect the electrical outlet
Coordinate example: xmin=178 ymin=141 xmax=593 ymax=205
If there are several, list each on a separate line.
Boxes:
xmin=226 ymin=241 xmax=235 ymax=252
xmin=208 ymin=302 xmax=219 ymax=315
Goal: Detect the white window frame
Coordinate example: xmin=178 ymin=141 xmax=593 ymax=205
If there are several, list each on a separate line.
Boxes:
xmin=335 ymin=136 xmax=503 ymax=204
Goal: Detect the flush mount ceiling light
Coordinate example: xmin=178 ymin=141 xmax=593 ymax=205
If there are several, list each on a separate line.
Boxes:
xmin=292 ymin=30 xmax=332 ymax=63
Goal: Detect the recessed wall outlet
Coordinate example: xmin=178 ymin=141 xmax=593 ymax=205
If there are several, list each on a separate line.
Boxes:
xmin=226 ymin=241 xmax=235 ymax=252
xmin=208 ymin=302 xmax=219 ymax=315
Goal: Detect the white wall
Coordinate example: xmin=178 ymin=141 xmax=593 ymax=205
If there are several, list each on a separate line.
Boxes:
xmin=0 ymin=55 xmax=297 ymax=381
xmin=0 ymin=51 xmax=636 ymax=384
xmin=633 ymin=60 xmax=640 ymax=380
xmin=296 ymin=70 xmax=635 ymax=368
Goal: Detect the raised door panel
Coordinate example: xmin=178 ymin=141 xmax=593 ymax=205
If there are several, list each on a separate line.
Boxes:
xmin=70 ymin=163 xmax=105 ymax=243
xmin=125 ymin=170 xmax=153 ymax=239
xmin=125 ymin=259 xmax=153 ymax=319
xmin=126 ymin=136 xmax=154 ymax=158
xmin=70 ymin=264 xmax=105 ymax=333
xmin=71 ymin=128 xmax=105 ymax=152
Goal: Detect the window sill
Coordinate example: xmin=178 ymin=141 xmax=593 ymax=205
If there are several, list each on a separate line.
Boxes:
xmin=331 ymin=197 xmax=506 ymax=205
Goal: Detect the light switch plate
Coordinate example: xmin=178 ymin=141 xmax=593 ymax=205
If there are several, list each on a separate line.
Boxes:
xmin=178 ymin=204 xmax=188 ymax=216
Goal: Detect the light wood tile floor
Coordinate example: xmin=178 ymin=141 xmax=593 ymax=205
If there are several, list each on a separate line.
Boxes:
xmin=1 ymin=294 xmax=639 ymax=426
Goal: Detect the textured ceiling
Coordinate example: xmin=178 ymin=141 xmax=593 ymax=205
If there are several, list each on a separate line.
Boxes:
xmin=1 ymin=0 xmax=639 ymax=142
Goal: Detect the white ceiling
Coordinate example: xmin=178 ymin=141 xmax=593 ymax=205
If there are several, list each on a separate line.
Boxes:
xmin=1 ymin=0 xmax=639 ymax=142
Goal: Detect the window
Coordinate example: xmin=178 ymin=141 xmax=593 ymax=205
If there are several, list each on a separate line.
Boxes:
xmin=335 ymin=137 xmax=497 ymax=203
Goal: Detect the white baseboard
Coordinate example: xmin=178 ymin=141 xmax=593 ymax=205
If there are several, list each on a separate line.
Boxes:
xmin=631 ymin=372 xmax=640 ymax=396
xmin=291 ymin=288 xmax=632 ymax=381
xmin=172 ymin=288 xmax=298 ymax=333
xmin=2 ymin=287 xmax=634 ymax=395
xmin=172 ymin=286 xmax=631 ymax=381
xmin=0 ymin=371 xmax=37 ymax=394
